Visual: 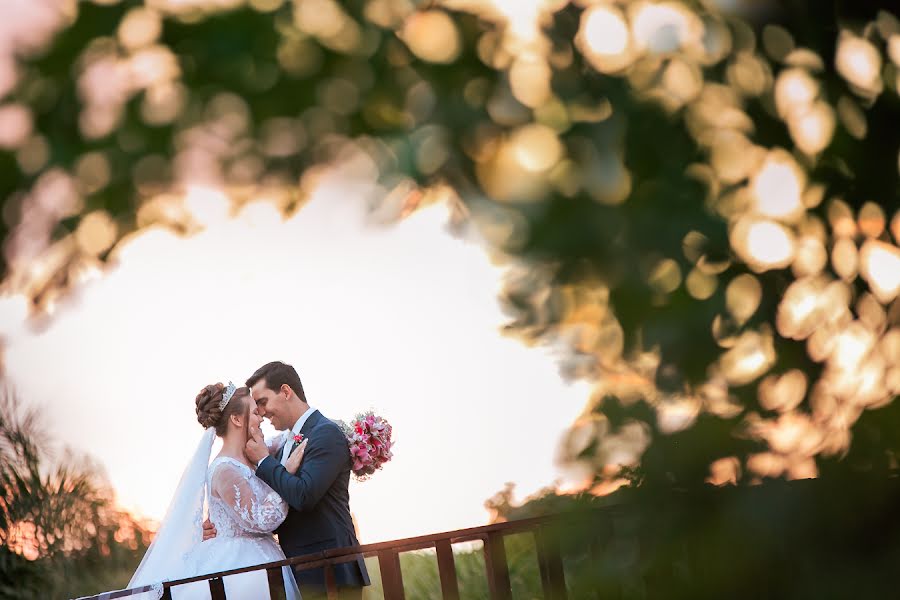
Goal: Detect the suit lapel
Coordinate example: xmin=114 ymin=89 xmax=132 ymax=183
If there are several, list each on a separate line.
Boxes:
xmin=300 ymin=409 xmax=321 ymax=437
xmin=278 ymin=410 xmax=322 ymax=457
xmin=283 ymin=411 xmax=321 ymax=462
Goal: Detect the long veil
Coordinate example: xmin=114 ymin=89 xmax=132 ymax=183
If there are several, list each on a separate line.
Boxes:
xmin=128 ymin=427 xmax=216 ymax=594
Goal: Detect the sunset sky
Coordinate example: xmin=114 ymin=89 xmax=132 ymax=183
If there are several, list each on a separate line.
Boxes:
xmin=0 ymin=163 xmax=591 ymax=544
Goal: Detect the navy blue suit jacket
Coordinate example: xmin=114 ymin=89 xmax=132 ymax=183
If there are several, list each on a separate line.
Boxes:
xmin=255 ymin=410 xmax=370 ymax=589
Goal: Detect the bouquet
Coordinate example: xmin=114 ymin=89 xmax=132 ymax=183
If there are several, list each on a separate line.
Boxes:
xmin=339 ymin=411 xmax=393 ymax=480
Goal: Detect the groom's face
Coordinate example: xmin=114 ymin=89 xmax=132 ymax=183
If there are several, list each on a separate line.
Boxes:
xmin=251 ymin=380 xmax=288 ymax=430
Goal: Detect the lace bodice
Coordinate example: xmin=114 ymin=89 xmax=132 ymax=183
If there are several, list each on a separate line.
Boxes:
xmin=207 ymin=456 xmax=288 ymax=538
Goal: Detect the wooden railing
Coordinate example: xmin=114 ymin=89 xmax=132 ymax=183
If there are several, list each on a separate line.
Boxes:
xmin=75 ymin=514 xmax=571 ymax=600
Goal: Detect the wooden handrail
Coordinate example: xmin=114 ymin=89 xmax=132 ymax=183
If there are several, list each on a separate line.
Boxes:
xmin=75 ymin=512 xmax=585 ymax=600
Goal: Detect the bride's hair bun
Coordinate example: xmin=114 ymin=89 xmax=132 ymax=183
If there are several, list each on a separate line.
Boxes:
xmin=195 ymin=383 xmax=225 ymax=430
xmin=195 ymin=382 xmax=251 ymax=436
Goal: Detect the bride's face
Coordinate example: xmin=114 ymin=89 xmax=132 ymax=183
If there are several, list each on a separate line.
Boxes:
xmin=229 ymin=397 xmax=262 ymax=432
xmin=246 ymin=401 xmax=262 ymax=431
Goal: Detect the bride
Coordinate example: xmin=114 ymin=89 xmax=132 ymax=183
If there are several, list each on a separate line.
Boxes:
xmin=128 ymin=382 xmax=305 ymax=599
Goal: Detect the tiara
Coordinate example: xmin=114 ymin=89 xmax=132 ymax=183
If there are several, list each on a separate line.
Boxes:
xmin=218 ymin=381 xmax=237 ymax=411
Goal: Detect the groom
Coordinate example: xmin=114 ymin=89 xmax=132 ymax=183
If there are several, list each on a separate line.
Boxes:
xmin=203 ymin=361 xmax=369 ymax=599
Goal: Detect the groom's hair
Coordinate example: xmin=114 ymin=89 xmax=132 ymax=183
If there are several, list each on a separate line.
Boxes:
xmin=247 ymin=361 xmax=307 ymax=402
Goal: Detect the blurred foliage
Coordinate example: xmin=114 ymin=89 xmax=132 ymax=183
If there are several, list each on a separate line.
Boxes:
xmin=490 ymin=476 xmax=900 ymax=598
xmin=0 ymin=389 xmax=152 ymax=599
xmin=1 ymin=0 xmax=900 ymax=596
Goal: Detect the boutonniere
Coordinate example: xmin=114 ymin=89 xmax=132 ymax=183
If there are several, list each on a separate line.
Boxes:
xmin=292 ymin=433 xmax=304 ymax=449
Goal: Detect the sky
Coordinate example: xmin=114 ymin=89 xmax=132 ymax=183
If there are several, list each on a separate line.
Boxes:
xmin=0 ymin=163 xmax=592 ymax=544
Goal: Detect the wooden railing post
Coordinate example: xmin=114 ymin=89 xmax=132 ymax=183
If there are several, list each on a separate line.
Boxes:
xmin=325 ymin=563 xmax=339 ymax=600
xmin=590 ymin=526 xmax=606 ymax=600
xmin=378 ymin=548 xmax=406 ymax=600
xmin=161 ymin=588 xmax=173 ymax=600
xmin=535 ymin=527 xmax=567 ymax=600
xmin=435 ymin=539 xmax=460 ymax=600
xmin=483 ymin=532 xmax=512 ymax=600
xmin=267 ymin=566 xmax=287 ymax=600
xmin=208 ymin=576 xmax=226 ymax=600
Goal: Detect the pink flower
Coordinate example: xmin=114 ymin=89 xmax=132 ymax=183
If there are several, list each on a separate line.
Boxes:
xmin=352 ymin=445 xmax=371 ymax=462
xmin=343 ymin=412 xmax=393 ymax=480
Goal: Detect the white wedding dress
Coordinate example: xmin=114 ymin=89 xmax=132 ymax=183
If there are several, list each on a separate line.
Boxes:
xmin=171 ymin=457 xmax=302 ymax=600
xmin=128 ymin=428 xmax=301 ymax=600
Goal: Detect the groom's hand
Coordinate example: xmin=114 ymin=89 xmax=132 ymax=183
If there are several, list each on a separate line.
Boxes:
xmin=244 ymin=426 xmax=268 ymax=464
xmin=201 ymin=519 xmax=216 ymax=541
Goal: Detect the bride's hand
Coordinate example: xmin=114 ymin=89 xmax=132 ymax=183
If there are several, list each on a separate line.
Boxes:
xmin=202 ymin=519 xmax=217 ymax=541
xmin=285 ymin=439 xmax=308 ymax=474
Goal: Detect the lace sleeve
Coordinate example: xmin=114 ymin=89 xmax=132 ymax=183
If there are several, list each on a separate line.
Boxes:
xmin=210 ymin=462 xmax=288 ymax=533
